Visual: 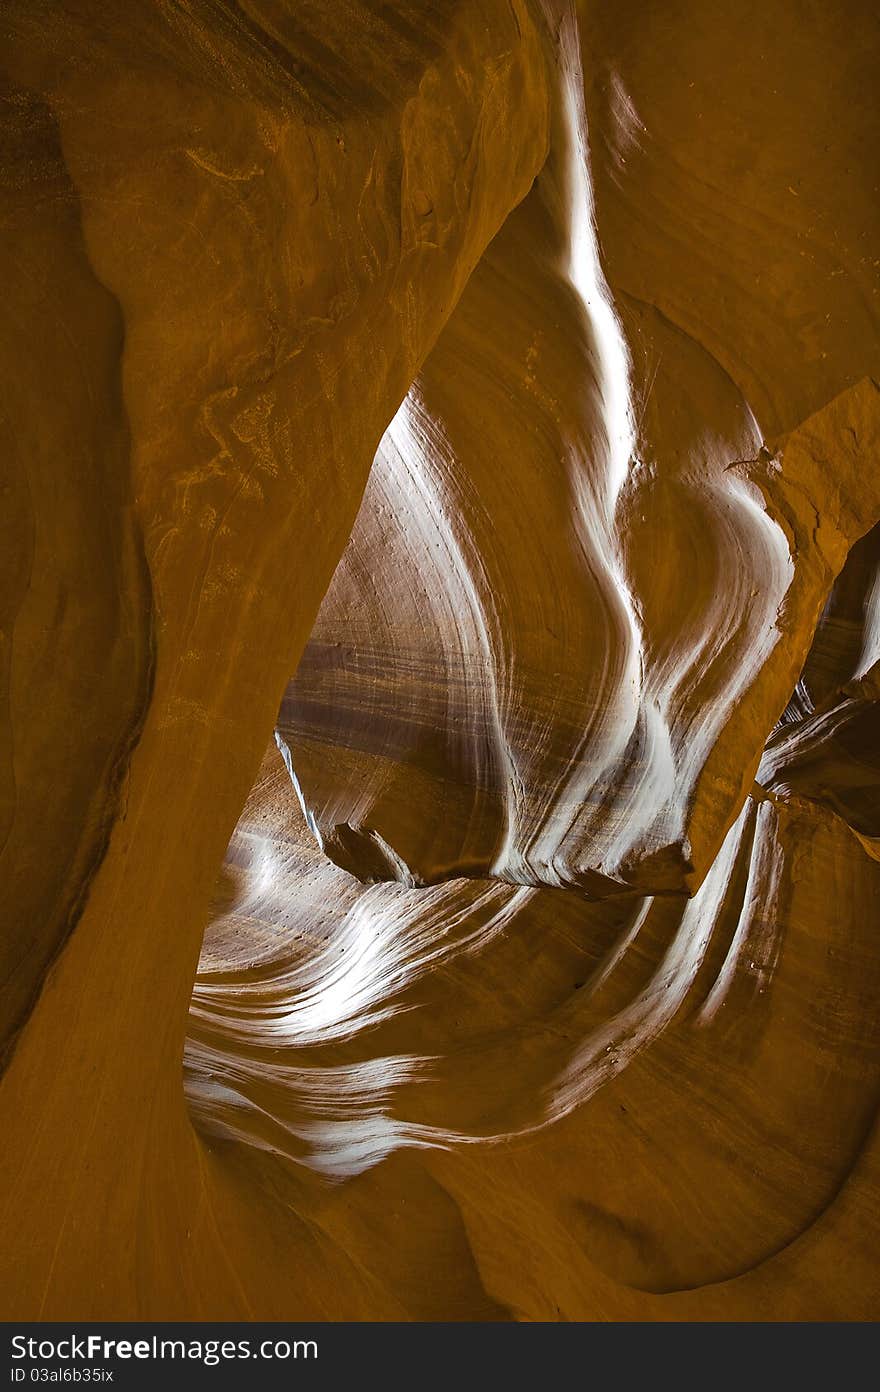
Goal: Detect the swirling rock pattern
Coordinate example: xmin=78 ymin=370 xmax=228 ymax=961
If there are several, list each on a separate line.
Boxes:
xmin=1 ymin=0 xmax=879 ymax=1321
xmin=189 ymin=745 xmax=880 ymax=1308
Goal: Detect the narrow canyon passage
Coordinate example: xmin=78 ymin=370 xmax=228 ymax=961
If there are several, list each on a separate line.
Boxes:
xmin=1 ymin=0 xmax=879 ymax=1322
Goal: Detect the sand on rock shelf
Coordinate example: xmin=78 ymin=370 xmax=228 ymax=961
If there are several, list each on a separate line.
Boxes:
xmin=1 ymin=0 xmax=879 ymax=1321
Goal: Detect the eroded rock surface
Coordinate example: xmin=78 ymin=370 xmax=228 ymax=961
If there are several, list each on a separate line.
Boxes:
xmin=0 ymin=0 xmax=550 ymax=1318
xmin=1 ymin=0 xmax=879 ymax=1322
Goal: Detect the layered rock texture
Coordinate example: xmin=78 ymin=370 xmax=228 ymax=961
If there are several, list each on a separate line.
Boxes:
xmin=1 ymin=0 xmax=879 ymax=1320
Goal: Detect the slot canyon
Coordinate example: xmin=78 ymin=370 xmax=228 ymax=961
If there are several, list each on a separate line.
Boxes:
xmin=1 ymin=0 xmax=879 ymax=1322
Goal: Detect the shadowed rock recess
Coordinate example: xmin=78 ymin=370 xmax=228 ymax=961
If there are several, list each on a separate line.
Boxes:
xmin=1 ymin=0 xmax=878 ymax=1321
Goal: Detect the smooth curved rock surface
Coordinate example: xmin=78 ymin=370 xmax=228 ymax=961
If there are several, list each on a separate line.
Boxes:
xmin=0 ymin=0 xmax=550 ymax=1319
xmin=1 ymin=0 xmax=879 ymax=1324
xmin=279 ymin=0 xmax=880 ymax=896
xmin=191 ymin=747 xmax=880 ymax=1303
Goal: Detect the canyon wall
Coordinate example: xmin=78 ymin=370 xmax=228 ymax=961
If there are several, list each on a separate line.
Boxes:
xmin=1 ymin=0 xmax=878 ymax=1320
